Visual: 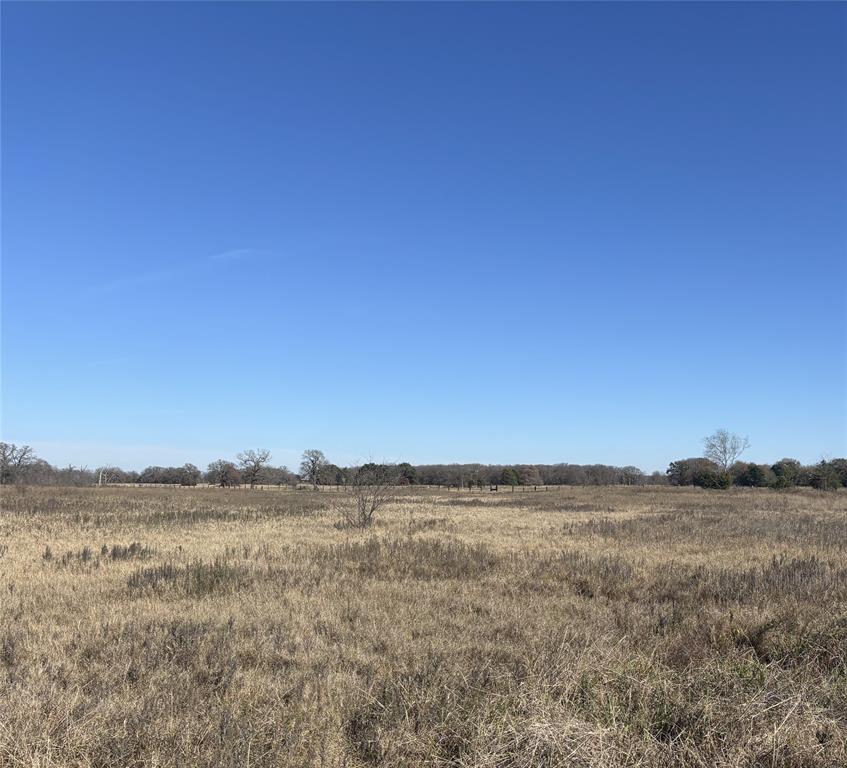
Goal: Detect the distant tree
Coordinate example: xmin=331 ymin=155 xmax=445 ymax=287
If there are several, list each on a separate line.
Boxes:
xmin=667 ymin=458 xmax=721 ymax=487
xmin=207 ymin=459 xmax=241 ymax=487
xmin=648 ymin=470 xmax=668 ymax=485
xmin=620 ymin=466 xmax=644 ymax=485
xmin=518 ymin=465 xmax=542 ymax=486
xmin=756 ymin=464 xmax=777 ymax=487
xmin=500 ymin=467 xmax=520 ymax=487
xmin=554 ymin=464 xmax=586 ymax=485
xmin=733 ymin=463 xmax=772 ymax=488
xmin=237 ymin=449 xmax=271 ymax=488
xmin=582 ymin=465 xmax=620 ymax=485
xmin=397 ymin=462 xmax=418 ymax=485
xmin=319 ymin=463 xmax=347 ymax=485
xmin=138 ymin=466 xmax=162 ymax=484
xmin=25 ymin=459 xmax=55 ymax=485
xmin=56 ymin=464 xmax=97 ymax=486
xmin=703 ymin=429 xmax=750 ymax=473
xmin=300 ymin=449 xmax=328 ymax=489
xmin=729 ymin=461 xmax=748 ymax=485
xmin=264 ymin=465 xmax=295 ymax=486
xmin=830 ymin=459 xmax=847 ymax=487
xmin=180 ymin=463 xmax=201 ymax=486
xmin=771 ymin=458 xmax=802 ymax=488
xmin=795 ymin=465 xmax=815 ymax=487
xmin=696 ymin=467 xmax=732 ymax=490
xmin=415 ymin=465 xmax=444 ymax=485
xmin=666 ymin=461 xmax=684 ymax=485
xmin=95 ymin=466 xmax=127 ymax=486
xmin=809 ymin=460 xmax=843 ymax=491
xmin=137 ymin=466 xmax=188 ymax=484
xmin=0 ymin=443 xmax=36 ymax=485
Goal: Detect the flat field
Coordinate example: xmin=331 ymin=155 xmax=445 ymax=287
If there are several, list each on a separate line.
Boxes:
xmin=1 ymin=485 xmax=845 ymax=767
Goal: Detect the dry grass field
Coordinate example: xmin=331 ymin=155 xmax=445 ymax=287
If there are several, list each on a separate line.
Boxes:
xmin=1 ymin=485 xmax=845 ymax=767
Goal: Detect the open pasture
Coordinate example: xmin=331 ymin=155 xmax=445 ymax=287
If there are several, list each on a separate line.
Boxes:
xmin=1 ymin=485 xmax=845 ymax=767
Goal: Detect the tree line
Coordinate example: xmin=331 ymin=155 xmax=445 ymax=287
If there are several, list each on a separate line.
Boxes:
xmin=666 ymin=457 xmax=847 ymax=491
xmin=0 ymin=443 xmax=663 ymax=488
xmin=1 ymin=434 xmax=845 ymax=491
xmin=666 ymin=429 xmax=846 ymax=491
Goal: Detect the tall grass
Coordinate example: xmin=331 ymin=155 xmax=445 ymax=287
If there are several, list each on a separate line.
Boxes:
xmin=0 ymin=484 xmax=845 ymax=766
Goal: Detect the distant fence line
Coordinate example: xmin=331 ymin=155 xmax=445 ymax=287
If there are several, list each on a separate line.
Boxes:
xmin=111 ymin=482 xmax=553 ymax=493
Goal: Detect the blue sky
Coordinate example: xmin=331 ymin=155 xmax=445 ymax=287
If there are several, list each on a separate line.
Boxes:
xmin=2 ymin=2 xmax=845 ymax=472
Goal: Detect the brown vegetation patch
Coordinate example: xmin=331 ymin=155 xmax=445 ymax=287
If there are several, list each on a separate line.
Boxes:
xmin=1 ymin=485 xmax=845 ymax=767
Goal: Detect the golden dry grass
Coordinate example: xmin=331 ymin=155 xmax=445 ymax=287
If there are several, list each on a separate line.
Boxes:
xmin=1 ymin=484 xmax=845 ymax=767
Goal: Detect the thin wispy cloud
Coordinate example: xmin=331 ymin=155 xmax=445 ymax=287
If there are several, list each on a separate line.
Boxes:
xmin=88 ymin=249 xmax=266 ymax=295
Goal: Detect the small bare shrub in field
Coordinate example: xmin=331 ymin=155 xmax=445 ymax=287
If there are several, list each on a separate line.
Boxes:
xmin=1 ymin=484 xmax=846 ymax=766
xmin=341 ymin=462 xmax=396 ymax=528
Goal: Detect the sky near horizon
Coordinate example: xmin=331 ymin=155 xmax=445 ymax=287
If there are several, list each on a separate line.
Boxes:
xmin=2 ymin=2 xmax=846 ymax=473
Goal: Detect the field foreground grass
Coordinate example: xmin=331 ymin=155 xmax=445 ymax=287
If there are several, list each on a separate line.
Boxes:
xmin=1 ymin=485 xmax=846 ymax=767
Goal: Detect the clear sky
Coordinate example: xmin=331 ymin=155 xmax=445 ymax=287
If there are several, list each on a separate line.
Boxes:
xmin=2 ymin=2 xmax=845 ymax=473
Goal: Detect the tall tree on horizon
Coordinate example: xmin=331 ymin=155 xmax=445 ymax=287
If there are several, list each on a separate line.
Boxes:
xmin=703 ymin=429 xmax=750 ymax=473
xmin=237 ymin=449 xmax=271 ymax=488
xmin=300 ymin=449 xmax=328 ymax=489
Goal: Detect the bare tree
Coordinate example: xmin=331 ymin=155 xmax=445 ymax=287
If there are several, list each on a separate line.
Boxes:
xmin=518 ymin=465 xmax=543 ymax=486
xmin=0 ymin=443 xmax=36 ymax=485
xmin=265 ymin=465 xmax=295 ymax=487
xmin=207 ymin=459 xmax=242 ymax=487
xmin=344 ymin=462 xmax=397 ymax=528
xmin=300 ymin=449 xmax=328 ymax=490
xmin=620 ymin=466 xmax=644 ymax=486
xmin=179 ymin=464 xmax=201 ymax=486
xmin=237 ymin=449 xmax=271 ymax=488
xmin=703 ymin=429 xmax=750 ymax=473
xmin=96 ymin=466 xmax=123 ymax=487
